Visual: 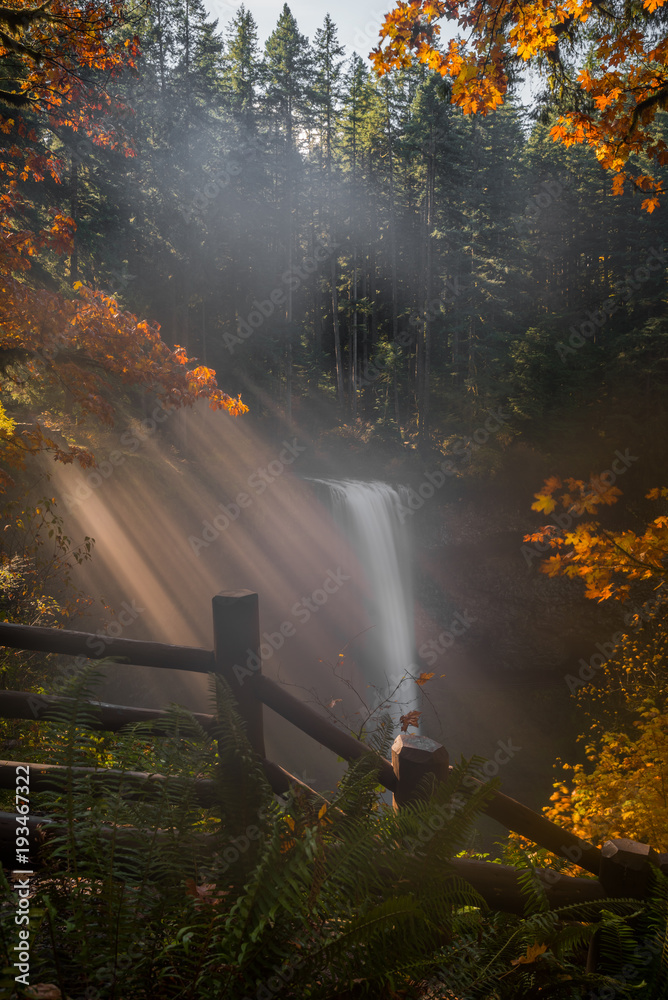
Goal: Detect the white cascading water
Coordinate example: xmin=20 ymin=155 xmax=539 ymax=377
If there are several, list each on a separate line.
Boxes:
xmin=309 ymin=479 xmax=418 ymax=724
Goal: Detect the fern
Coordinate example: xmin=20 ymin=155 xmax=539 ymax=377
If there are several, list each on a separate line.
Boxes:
xmin=3 ymin=667 xmax=668 ymax=1000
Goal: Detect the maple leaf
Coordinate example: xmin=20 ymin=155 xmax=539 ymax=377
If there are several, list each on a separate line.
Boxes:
xmin=400 ymin=710 xmax=422 ymax=732
xmin=532 ymin=492 xmax=557 ymax=514
xmin=611 ymin=173 xmax=625 ymax=195
xmin=416 ymin=671 xmax=435 ymax=685
xmin=641 ymin=196 xmax=660 ymax=213
xmin=511 ymin=942 xmax=548 ymax=965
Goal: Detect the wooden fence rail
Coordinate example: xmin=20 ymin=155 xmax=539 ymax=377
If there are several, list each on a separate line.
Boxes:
xmin=1 ymin=590 xmax=665 ymax=911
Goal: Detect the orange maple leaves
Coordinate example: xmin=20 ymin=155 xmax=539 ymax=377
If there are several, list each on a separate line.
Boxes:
xmin=0 ymin=281 xmax=247 ymax=485
xmin=0 ymin=1 xmax=247 ymax=490
xmin=0 ymin=1 xmax=140 ymax=279
xmin=373 ymin=0 xmax=668 ymax=208
xmin=371 ymin=3 xmax=506 ymax=114
xmin=525 ymin=476 xmax=668 ymax=602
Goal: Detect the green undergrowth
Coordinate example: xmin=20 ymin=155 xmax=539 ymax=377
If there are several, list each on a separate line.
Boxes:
xmin=0 ymin=666 xmax=667 ymax=999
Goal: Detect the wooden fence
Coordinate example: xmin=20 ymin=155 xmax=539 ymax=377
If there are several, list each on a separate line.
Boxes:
xmin=1 ymin=590 xmax=665 ymax=915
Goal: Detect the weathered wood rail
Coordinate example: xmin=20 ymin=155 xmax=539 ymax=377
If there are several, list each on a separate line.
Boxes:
xmin=0 ymin=590 xmax=665 ymax=912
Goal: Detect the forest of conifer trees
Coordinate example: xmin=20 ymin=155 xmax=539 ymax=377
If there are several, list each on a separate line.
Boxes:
xmin=34 ymin=0 xmax=667 ymax=453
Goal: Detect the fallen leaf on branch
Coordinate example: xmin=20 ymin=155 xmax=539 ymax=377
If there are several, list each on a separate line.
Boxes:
xmin=416 ymin=672 xmax=435 ymax=686
xmin=400 ymin=710 xmax=422 ymax=732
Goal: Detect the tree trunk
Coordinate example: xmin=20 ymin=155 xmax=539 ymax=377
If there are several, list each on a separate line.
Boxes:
xmin=386 ymin=83 xmax=400 ymax=430
xmin=331 ymin=255 xmax=344 ymax=406
xmin=419 ymin=125 xmax=435 ymax=446
xmin=69 ymin=158 xmax=78 ymax=284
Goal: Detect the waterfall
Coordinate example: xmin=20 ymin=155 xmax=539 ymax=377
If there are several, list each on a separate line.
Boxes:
xmin=309 ymin=479 xmax=418 ymax=725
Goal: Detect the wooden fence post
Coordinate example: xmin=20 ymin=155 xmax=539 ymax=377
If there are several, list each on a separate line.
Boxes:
xmin=392 ymin=733 xmax=449 ymax=810
xmin=212 ymin=592 xmax=265 ymax=758
xmin=599 ymin=838 xmax=659 ymax=898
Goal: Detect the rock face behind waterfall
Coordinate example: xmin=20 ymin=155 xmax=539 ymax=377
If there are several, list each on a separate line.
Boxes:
xmin=309 ymin=479 xmax=419 ymax=725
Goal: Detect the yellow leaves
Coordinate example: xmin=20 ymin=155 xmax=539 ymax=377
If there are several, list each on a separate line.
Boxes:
xmin=374 ymin=0 xmax=668 ymax=203
xmin=641 ymin=196 xmax=660 ymax=213
xmin=423 ymin=1 xmax=447 ymax=15
xmin=527 ymin=477 xmax=668 ymax=605
xmin=524 ymin=528 xmax=560 ymax=546
xmin=456 ymin=62 xmax=478 ymax=84
xmin=546 ymin=651 xmax=668 ymax=850
xmin=532 ymin=492 xmax=556 ymax=514
xmin=0 ymin=400 xmax=16 ymax=439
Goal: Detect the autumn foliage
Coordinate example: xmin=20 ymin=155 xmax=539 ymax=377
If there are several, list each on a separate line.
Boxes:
xmin=0 ymin=0 xmax=246 ymax=492
xmin=373 ymin=0 xmax=668 ymax=208
xmin=545 ymin=621 xmax=668 ymax=851
xmin=0 ymin=0 xmax=141 ymax=278
xmin=525 ymin=477 xmax=668 ymax=849
xmin=525 ymin=477 xmax=668 ymax=602
xmin=0 ymin=283 xmax=248 ymax=490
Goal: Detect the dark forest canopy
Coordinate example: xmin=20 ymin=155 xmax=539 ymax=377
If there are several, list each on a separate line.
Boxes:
xmin=5 ymin=0 xmax=668 ymax=452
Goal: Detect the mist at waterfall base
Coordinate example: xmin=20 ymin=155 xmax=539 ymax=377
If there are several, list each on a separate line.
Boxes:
xmin=49 ymin=403 xmax=420 ymax=790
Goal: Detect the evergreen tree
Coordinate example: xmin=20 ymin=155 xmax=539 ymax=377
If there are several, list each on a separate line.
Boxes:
xmin=223 ymin=5 xmax=261 ymax=128
xmin=262 ymin=4 xmax=314 ymax=418
xmin=25 ymin=4 xmax=667 ymax=446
